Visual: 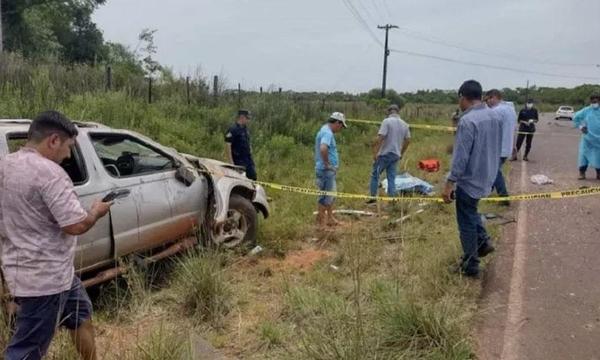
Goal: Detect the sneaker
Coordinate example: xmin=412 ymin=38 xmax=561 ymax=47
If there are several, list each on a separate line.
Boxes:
xmin=478 ymin=243 xmax=495 ymax=258
xmin=578 ymin=173 xmax=586 ymax=180
xmin=365 ymin=199 xmax=377 ymax=205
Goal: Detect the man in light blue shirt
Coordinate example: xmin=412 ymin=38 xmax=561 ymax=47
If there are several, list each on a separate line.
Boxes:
xmin=315 ymin=112 xmax=347 ymax=227
xmin=485 ymin=89 xmax=517 ymax=205
xmin=443 ymin=80 xmax=503 ymax=278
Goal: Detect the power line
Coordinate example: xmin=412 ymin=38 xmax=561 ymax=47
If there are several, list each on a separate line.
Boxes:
xmin=341 ymin=0 xmax=382 ymax=46
xmin=395 ymin=27 xmax=599 ymax=68
xmin=389 ymin=48 xmax=600 ymax=81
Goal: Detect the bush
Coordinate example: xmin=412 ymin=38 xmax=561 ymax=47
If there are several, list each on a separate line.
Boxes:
xmin=135 ymin=324 xmax=191 ymax=360
xmin=173 ymin=252 xmax=230 ymax=328
xmin=372 ymin=282 xmax=473 ymax=359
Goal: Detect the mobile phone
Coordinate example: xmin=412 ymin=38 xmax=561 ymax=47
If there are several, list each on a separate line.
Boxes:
xmin=102 ymin=189 xmax=131 ymax=202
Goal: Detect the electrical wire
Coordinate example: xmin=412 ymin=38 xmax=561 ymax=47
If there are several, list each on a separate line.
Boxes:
xmin=396 ymin=27 xmax=599 ymax=68
xmin=389 ymin=48 xmax=600 ymax=81
xmin=341 ymin=0 xmax=383 ymax=46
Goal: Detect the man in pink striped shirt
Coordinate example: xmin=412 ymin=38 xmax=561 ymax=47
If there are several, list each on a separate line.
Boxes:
xmin=0 ymin=111 xmax=111 ymax=360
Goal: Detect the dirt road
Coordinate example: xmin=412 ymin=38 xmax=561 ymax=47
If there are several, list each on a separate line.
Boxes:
xmin=478 ymin=114 xmax=600 ymax=360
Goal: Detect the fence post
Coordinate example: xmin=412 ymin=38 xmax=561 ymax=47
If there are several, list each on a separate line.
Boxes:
xmin=213 ymin=75 xmax=219 ymax=105
xmin=260 ymin=86 xmax=263 ymax=94
xmin=148 ymin=77 xmax=153 ymax=104
xmin=106 ymin=65 xmax=112 ymax=91
xmin=278 ymin=87 xmax=282 ymax=94
xmin=238 ymin=83 xmax=242 ymax=108
xmin=186 ymin=76 xmax=191 ymax=105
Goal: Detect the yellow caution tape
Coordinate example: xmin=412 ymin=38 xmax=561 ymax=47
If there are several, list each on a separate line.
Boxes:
xmin=348 ymin=118 xmax=456 ymax=132
xmin=254 ymin=179 xmax=600 ymax=203
xmin=347 ymin=118 xmax=579 ymax=136
xmin=254 ymin=181 xmax=443 ymax=202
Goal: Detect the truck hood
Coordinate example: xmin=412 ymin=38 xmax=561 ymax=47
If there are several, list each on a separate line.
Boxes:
xmin=181 ymin=154 xmax=247 ymax=179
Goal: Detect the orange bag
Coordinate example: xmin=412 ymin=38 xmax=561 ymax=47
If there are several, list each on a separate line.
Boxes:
xmin=418 ymin=159 xmax=440 ymax=172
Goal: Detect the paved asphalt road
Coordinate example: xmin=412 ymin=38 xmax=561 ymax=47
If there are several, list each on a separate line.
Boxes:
xmin=477 ymin=113 xmax=600 ymax=360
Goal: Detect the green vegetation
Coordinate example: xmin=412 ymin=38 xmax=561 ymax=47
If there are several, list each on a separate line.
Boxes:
xmin=173 ymin=252 xmax=231 ymax=328
xmin=0 ymin=53 xmax=538 ymax=359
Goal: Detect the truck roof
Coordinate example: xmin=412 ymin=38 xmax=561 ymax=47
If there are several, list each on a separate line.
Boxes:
xmin=0 ymin=119 xmax=110 ymax=132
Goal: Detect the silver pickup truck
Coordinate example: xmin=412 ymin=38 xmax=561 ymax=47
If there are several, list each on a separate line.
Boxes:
xmin=0 ymin=119 xmax=269 ymax=287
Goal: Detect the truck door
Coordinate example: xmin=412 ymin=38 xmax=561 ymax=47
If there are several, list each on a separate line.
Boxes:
xmin=88 ymin=132 xmax=193 ymax=256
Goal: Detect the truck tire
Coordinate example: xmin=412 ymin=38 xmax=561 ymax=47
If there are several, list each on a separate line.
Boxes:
xmin=210 ymin=194 xmax=257 ymax=248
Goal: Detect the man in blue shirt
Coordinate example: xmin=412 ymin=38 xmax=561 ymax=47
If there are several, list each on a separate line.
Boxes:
xmin=315 ymin=112 xmax=347 ymax=228
xmin=485 ymin=89 xmax=517 ymax=205
xmin=443 ymin=80 xmax=503 ymax=278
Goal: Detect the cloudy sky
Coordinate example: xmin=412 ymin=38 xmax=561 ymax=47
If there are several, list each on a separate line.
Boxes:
xmin=94 ymin=0 xmax=600 ymax=93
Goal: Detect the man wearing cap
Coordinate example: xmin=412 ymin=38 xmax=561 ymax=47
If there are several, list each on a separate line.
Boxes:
xmin=485 ymin=89 xmax=517 ymax=204
xmin=314 ymin=112 xmax=347 ymax=227
xmin=366 ymin=104 xmax=411 ymax=203
xmin=512 ymin=99 xmax=539 ymax=161
xmin=573 ymin=93 xmax=600 ymax=180
xmin=225 ymin=110 xmax=257 ymax=180
xmin=442 ymin=80 xmax=503 ymax=278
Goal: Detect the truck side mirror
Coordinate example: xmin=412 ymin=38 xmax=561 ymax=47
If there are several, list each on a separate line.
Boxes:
xmin=175 ymin=166 xmax=196 ymax=186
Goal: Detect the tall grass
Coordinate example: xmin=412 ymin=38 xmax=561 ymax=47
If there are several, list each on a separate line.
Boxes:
xmin=173 ymin=252 xmax=231 ymax=328
xmin=134 ymin=324 xmax=192 ymax=360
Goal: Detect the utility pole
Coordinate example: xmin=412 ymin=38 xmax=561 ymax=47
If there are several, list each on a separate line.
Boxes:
xmin=378 ymin=24 xmax=398 ymax=99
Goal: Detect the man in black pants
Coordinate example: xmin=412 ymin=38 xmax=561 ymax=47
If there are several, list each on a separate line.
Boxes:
xmin=512 ymin=99 xmax=539 ymax=161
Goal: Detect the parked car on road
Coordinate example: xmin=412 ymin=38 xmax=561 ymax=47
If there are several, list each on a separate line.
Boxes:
xmin=0 ymin=119 xmax=269 ymax=288
xmin=555 ymin=106 xmax=574 ymax=120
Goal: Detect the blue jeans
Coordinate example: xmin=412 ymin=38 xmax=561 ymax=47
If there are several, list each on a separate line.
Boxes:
xmin=316 ymin=169 xmax=336 ymax=206
xmin=369 ymin=153 xmax=400 ymax=196
xmin=5 ymin=277 xmax=93 ymax=360
xmin=493 ymin=157 xmax=508 ymax=196
xmin=455 ymin=187 xmax=491 ymax=275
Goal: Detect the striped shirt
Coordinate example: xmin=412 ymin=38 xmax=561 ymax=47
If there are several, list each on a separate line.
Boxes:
xmin=448 ymin=104 xmax=503 ymax=199
xmin=0 ymin=148 xmax=87 ymax=297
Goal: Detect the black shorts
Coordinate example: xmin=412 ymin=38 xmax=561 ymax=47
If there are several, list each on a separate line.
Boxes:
xmin=5 ymin=276 xmax=93 ymax=360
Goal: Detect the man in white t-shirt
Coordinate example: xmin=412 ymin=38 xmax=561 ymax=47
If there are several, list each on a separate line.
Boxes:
xmin=367 ymin=104 xmax=411 ymax=203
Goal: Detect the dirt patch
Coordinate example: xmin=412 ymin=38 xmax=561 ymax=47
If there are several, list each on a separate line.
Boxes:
xmin=248 ymin=248 xmax=334 ymax=274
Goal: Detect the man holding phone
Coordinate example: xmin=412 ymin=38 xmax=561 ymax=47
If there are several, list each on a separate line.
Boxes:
xmin=0 ymin=111 xmax=112 ymax=360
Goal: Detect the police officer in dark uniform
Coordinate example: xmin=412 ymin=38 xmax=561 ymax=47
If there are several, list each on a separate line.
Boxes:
xmin=225 ymin=109 xmax=257 ymax=180
xmin=512 ymin=99 xmax=539 ymax=161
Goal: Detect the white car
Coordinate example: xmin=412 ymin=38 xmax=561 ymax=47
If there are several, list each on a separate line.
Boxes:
xmin=555 ymin=106 xmax=574 ymax=120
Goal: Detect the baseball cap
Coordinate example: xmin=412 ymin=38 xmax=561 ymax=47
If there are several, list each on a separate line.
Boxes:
xmin=238 ymin=109 xmax=252 ymax=118
xmin=329 ymin=112 xmax=347 ymax=128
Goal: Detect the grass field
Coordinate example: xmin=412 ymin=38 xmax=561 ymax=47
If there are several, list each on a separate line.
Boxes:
xmin=0 ymin=63 xmax=507 ymax=359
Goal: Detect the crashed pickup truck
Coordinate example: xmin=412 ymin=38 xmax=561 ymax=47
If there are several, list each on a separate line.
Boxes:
xmin=0 ymin=119 xmax=269 ymax=287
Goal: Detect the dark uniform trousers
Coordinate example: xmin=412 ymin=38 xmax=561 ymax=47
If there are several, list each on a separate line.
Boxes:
xmin=225 ymin=123 xmax=257 ymax=181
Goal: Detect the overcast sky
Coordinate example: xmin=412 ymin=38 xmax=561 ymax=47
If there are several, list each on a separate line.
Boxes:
xmin=93 ymin=0 xmax=600 ymax=93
